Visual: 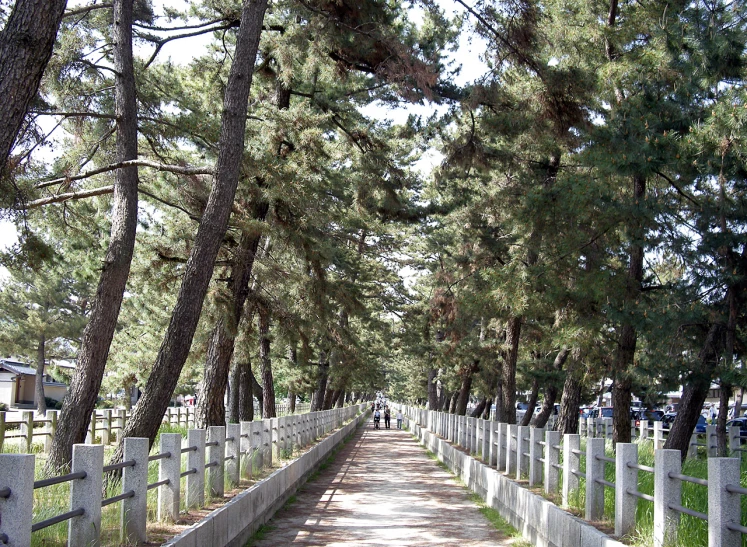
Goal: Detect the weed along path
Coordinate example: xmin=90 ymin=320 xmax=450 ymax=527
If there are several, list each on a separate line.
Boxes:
xmin=248 ymin=422 xmax=516 ymax=546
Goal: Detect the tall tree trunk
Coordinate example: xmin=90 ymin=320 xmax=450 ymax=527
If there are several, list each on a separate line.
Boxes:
xmin=612 ymin=174 xmax=646 ymax=445
xmin=0 ymin=0 xmax=67 ymax=174
xmin=195 ymin=212 xmax=267 ymax=428
xmin=520 ymin=378 xmax=540 ymax=426
xmin=535 ymin=348 xmax=570 ymax=428
xmin=456 ymin=361 xmax=478 ymax=415
xmin=111 ymin=0 xmax=269 ymax=460
xmin=470 ymin=396 xmax=487 ymax=418
xmin=499 ymin=317 xmax=521 ymax=424
xmin=717 ymin=381 xmax=730 ymax=456
xmin=47 ymin=0 xmax=139 ymax=472
xmin=35 ymin=334 xmax=47 ymax=416
xmin=287 ymin=343 xmax=297 ymax=413
xmin=556 ymin=363 xmax=583 ymax=434
xmin=734 ymin=388 xmax=744 ymax=419
xmin=311 ymin=351 xmax=329 ymax=411
xmin=228 ymin=361 xmax=241 ymax=423
xmin=448 ymin=391 xmax=459 ymax=414
xmin=258 ymin=304 xmax=275 ymax=418
xmin=427 ymin=367 xmax=439 ymax=410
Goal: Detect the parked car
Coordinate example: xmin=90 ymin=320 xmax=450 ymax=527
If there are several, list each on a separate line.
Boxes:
xmin=662 ymin=412 xmax=707 ymax=433
xmin=726 ymin=418 xmax=747 ymax=438
xmin=588 ymin=406 xmax=614 ymax=419
xmin=632 ymin=409 xmax=663 ymax=427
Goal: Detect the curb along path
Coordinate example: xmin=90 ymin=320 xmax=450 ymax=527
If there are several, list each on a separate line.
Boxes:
xmin=249 ymin=421 xmax=514 ymax=546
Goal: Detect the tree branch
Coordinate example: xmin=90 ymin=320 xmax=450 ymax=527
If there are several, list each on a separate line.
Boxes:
xmin=63 ymin=3 xmax=113 ymax=19
xmin=26 ymin=185 xmax=114 ymax=209
xmin=655 ymin=170 xmax=701 ymax=208
xmin=36 ymin=159 xmax=213 ymax=189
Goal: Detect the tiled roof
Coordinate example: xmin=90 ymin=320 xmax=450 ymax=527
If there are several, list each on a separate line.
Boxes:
xmin=0 ymin=359 xmax=36 ymax=376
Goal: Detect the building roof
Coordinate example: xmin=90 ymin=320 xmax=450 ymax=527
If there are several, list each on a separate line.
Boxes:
xmin=0 ymin=359 xmax=36 ymax=376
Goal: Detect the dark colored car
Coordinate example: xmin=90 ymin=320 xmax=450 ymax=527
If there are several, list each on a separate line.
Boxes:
xmin=727 ymin=418 xmax=747 ymax=438
xmin=632 ymin=409 xmax=663 ymax=427
xmin=662 ymin=413 xmax=707 ymax=433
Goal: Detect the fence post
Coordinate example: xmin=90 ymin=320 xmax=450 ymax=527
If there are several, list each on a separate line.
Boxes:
xmin=506 ymin=424 xmax=518 ymax=476
xmin=516 ymin=425 xmax=529 ymax=480
xmin=240 ymin=421 xmax=252 ymax=479
xmin=640 ymin=419 xmax=649 ymax=441
xmin=544 ymin=430 xmax=561 ymax=494
xmin=708 ymin=457 xmax=741 ymax=547
xmin=68 ymin=443 xmax=103 ymax=547
xmin=0 ymin=453 xmax=34 ymax=546
xmin=579 ymin=417 xmax=586 ymax=437
xmin=688 ymin=433 xmax=698 ymax=459
xmin=615 ymin=443 xmax=638 ymax=537
xmin=271 ymin=417 xmax=280 ymax=461
xmin=653 ymin=421 xmax=664 ymax=450
xmin=122 ymin=437 xmax=148 ymax=544
xmin=529 ymin=427 xmax=543 ymax=486
xmin=207 ymin=426 xmax=226 ymax=498
xmin=488 ymin=420 xmax=497 ymax=467
xmin=706 ymin=425 xmax=717 ymax=457
xmin=585 ymin=437 xmax=605 ymax=521
xmin=158 ymin=433 xmax=181 ymax=521
xmin=0 ymin=411 xmax=5 ymax=453
xmin=653 ymin=449 xmax=681 ymax=547
xmin=604 ymin=417 xmax=613 ymax=440
xmin=186 ymin=428 xmax=206 ymax=508
xmin=562 ymin=433 xmax=580 ymax=507
xmin=22 ymin=410 xmax=33 ymax=452
xmin=263 ymin=418 xmax=272 ymax=467
xmin=728 ymin=426 xmax=741 ymax=455
xmin=45 ymin=409 xmax=58 ymax=452
xmin=103 ymin=409 xmax=113 ymax=445
xmin=225 ymin=423 xmax=240 ymax=488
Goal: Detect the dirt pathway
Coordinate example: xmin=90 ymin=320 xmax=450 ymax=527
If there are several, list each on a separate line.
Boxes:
xmin=249 ymin=420 xmax=515 ymax=546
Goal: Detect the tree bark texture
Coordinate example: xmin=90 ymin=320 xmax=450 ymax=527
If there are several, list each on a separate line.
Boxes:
xmin=258 ymin=304 xmax=275 ymax=418
xmin=717 ymin=381 xmax=730 ymax=456
xmin=448 ymin=391 xmax=458 ymax=414
xmin=499 ymin=317 xmax=521 ymax=424
xmin=612 ymin=174 xmax=646 ymax=445
xmin=228 ymin=361 xmax=241 ymax=423
xmin=534 ymin=347 xmax=569 ymax=428
xmin=195 ymin=204 xmax=268 ymax=428
xmin=456 ymin=361 xmax=478 ymax=416
xmin=520 ymin=378 xmax=540 ymax=427
xmin=556 ymin=364 xmax=583 ymax=434
xmin=112 ymin=0 xmax=269 ymax=457
xmin=311 ymin=351 xmax=329 ymax=411
xmin=47 ymin=0 xmax=139 ymax=472
xmin=470 ymin=396 xmax=487 ymax=418
xmin=427 ymin=368 xmax=439 ymax=410
xmin=0 ymin=0 xmax=67 ymax=174
xmin=35 ymin=334 xmax=46 ymax=416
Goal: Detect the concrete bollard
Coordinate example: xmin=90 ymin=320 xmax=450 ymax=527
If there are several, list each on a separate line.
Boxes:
xmin=488 ymin=420 xmax=498 ymax=467
xmin=653 ymin=449 xmax=681 ymax=547
xmin=69 ymin=444 xmax=104 ymax=547
xmin=482 ymin=420 xmax=490 ymax=462
xmin=263 ymin=418 xmax=272 ymax=467
xmin=158 ymin=433 xmax=181 ymax=522
xmin=186 ymin=429 xmax=206 ymax=508
xmin=529 ymin=427 xmax=543 ymax=486
xmin=497 ymin=423 xmax=508 ymax=471
xmin=603 ymin=417 xmax=613 ymax=440
xmin=688 ymin=432 xmax=698 ymax=459
xmin=239 ymin=421 xmax=252 ymax=479
xmin=562 ymin=433 xmax=580 ymax=507
xmin=728 ymin=426 xmax=741 ymax=455
xmin=45 ymin=410 xmax=58 ymax=452
xmin=544 ymin=430 xmax=561 ymax=494
xmin=640 ymin=419 xmax=649 ymax=441
xmin=122 ymin=437 xmax=149 ymax=544
xmin=0 ymin=454 xmax=34 ymax=546
xmin=585 ymin=437 xmax=605 ymax=521
xmin=225 ymin=423 xmax=240 ymax=488
xmin=706 ymin=425 xmax=717 ymax=457
xmin=615 ymin=443 xmax=638 ymax=538
xmin=22 ymin=411 xmax=33 ymax=452
xmin=516 ymin=425 xmax=529 ymax=481
xmin=102 ymin=409 xmax=112 ymax=445
xmin=207 ymin=426 xmax=226 ymax=498
xmin=467 ymin=417 xmax=475 ymax=454
xmin=579 ymin=417 xmax=587 ymax=437
xmin=653 ymin=421 xmax=664 ymax=450
xmin=271 ymin=418 xmax=281 ymax=461
xmin=253 ymin=421 xmax=264 ymax=474
xmin=707 ymin=457 xmax=741 ymax=547
xmin=506 ymin=424 xmax=518 ymax=476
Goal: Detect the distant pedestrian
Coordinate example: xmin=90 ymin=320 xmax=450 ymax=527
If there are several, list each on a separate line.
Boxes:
xmin=374 ymin=409 xmax=381 ymax=429
xmin=384 ymin=406 xmax=391 ymax=429
xmin=396 ymin=410 xmax=403 ymax=429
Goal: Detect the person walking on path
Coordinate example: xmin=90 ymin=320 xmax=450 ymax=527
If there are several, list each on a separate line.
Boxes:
xmin=396 ymin=410 xmax=403 ymax=429
xmin=384 ymin=406 xmax=391 ymax=429
xmin=373 ymin=408 xmax=381 ymax=429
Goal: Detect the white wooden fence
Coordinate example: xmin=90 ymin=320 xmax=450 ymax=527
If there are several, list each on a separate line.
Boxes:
xmin=0 ymin=404 xmax=363 ymax=547
xmin=401 ymin=405 xmax=747 ymax=547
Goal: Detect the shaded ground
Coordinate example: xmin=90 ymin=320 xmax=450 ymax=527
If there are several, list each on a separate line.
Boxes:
xmin=249 ymin=420 xmax=514 ymax=546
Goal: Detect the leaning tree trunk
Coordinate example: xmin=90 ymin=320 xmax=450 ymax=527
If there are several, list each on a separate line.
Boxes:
xmin=612 ymin=174 xmax=646 ymax=445
xmin=455 ymin=361 xmax=478 ymax=416
xmin=427 ymin=368 xmax=439 ymax=410
xmin=470 ymin=397 xmax=487 ymax=418
xmin=228 ymin=361 xmax=241 ymax=423
xmin=499 ymin=317 xmax=521 ymax=424
xmin=311 ymin=352 xmax=329 ymax=411
xmin=556 ymin=364 xmax=583 ymax=435
xmin=534 ymin=348 xmax=570 ymax=428
xmin=0 ymin=0 xmax=67 ymax=175
xmin=258 ymin=305 xmax=275 ymax=418
xmin=35 ymin=334 xmax=47 ymax=416
xmin=110 ymin=0 xmax=269 ymax=461
xmin=195 ymin=215 xmax=267 ymax=428
xmin=520 ymin=378 xmax=540 ymax=427
xmin=46 ymin=0 xmax=139 ymax=473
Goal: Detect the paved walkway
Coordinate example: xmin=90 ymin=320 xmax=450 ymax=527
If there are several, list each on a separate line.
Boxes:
xmin=250 ymin=420 xmax=514 ymax=546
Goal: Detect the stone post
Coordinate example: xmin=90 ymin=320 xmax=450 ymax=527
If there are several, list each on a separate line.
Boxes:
xmin=640 ymin=419 xmax=649 ymax=441
xmin=496 ymin=423 xmax=507 ymax=471
xmin=506 ymin=424 xmax=518 ymax=476
xmin=158 ymin=433 xmax=181 ymax=522
xmin=253 ymin=421 xmax=264 ymax=473
xmin=0 ymin=411 xmax=5 ymax=453
xmin=482 ymin=420 xmax=490 ymax=461
xmin=653 ymin=449 xmax=681 ymax=547
xmin=585 ymin=437 xmax=605 ymax=521
xmin=121 ymin=437 xmax=148 ymax=544
xmin=186 ymin=429 xmax=206 ymax=508
xmin=263 ymin=418 xmax=272 ymax=467
xmin=562 ymin=433 xmax=580 ymax=507
xmin=225 ymin=423 xmax=240 ymax=488
xmin=603 ymin=417 xmax=612 ymax=440
xmin=22 ymin=411 xmax=33 ymax=452
xmin=207 ymin=426 xmax=226 ymax=498
xmin=271 ymin=417 xmax=281 ymax=461
xmin=45 ymin=410 xmax=58 ymax=452
xmin=529 ymin=427 xmax=543 ymax=486
xmin=728 ymin=426 xmax=741 ymax=455
xmin=516 ymin=425 xmax=529 ymax=480
xmin=544 ymin=430 xmax=561 ymax=494
xmin=688 ymin=432 xmax=698 ymax=459
xmin=653 ymin=421 xmax=664 ymax=450
xmin=707 ymin=457 xmax=741 ymax=547
xmin=615 ymin=443 xmax=638 ymax=538
xmin=579 ymin=417 xmax=586 ymax=437
xmin=102 ymin=409 xmax=112 ymax=445
xmin=0 ymin=454 xmax=34 ymax=547
xmin=68 ymin=444 xmax=103 ymax=547
xmin=240 ymin=421 xmax=252 ymax=479
xmin=706 ymin=425 xmax=717 ymax=457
